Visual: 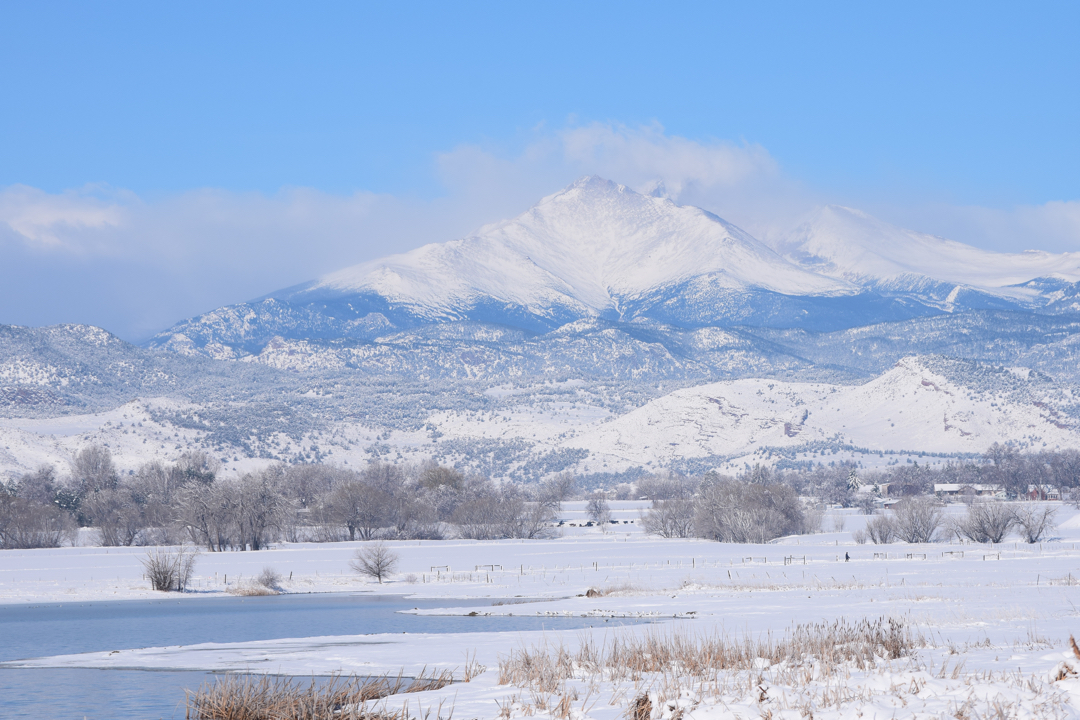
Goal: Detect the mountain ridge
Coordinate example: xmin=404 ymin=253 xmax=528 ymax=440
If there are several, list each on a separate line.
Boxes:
xmin=147 ymin=176 xmax=1080 ymax=359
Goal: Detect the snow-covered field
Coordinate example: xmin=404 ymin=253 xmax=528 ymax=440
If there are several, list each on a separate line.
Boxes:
xmin=5 ymin=502 xmax=1080 ymax=718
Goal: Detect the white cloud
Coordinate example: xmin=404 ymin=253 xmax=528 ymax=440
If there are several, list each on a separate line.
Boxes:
xmin=0 ymin=184 xmax=131 ymax=250
xmin=560 ymin=122 xmax=779 ymax=193
xmin=434 ymin=122 xmax=809 ymax=233
xmin=913 ymin=201 xmax=1080 ymax=254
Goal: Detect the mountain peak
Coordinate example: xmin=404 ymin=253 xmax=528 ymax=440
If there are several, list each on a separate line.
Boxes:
xmin=300 ymin=176 xmax=849 ymax=319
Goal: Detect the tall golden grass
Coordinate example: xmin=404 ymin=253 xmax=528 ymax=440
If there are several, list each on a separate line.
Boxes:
xmin=498 ymin=617 xmax=918 ymax=693
xmin=185 ymin=670 xmax=454 ymax=720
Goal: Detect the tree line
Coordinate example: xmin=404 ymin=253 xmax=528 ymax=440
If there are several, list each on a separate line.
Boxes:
xmin=0 ymin=446 xmax=575 ymax=550
xmin=2 ymin=443 xmax=1076 ymax=549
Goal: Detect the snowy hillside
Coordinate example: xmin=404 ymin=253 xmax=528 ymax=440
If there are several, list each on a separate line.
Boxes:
xmin=560 ymin=356 xmax=1080 ymax=471
xmin=6 ymin=336 xmax=1079 ymax=482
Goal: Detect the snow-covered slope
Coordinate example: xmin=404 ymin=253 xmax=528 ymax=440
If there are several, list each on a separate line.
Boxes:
xmin=777 ymin=205 xmax=1080 ymax=306
xmin=559 ymin=356 xmax=1080 ymax=469
xmin=298 ymin=176 xmax=852 ymax=318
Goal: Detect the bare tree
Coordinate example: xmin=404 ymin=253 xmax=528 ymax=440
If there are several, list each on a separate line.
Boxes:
xmin=0 ymin=495 xmax=75 ymax=549
xmin=282 ymin=463 xmax=345 ymax=510
xmin=538 ymin=472 xmax=576 ymax=512
xmin=1014 ymin=504 xmax=1058 ymax=543
xmin=451 ymin=483 xmax=531 ymax=539
xmin=982 ymin=443 xmax=1025 ymax=497
xmin=640 ymin=498 xmax=695 ymax=538
xmin=233 ymin=470 xmax=292 ymax=551
xmin=71 ymin=444 xmax=118 ymax=496
xmin=325 ymin=477 xmax=389 ymax=541
xmin=494 ymin=486 xmax=554 ymax=539
xmin=14 ymin=465 xmax=58 ymax=505
xmin=174 ymin=451 xmax=220 ymax=486
xmin=176 ymin=482 xmax=237 ymax=551
xmin=82 ymin=489 xmax=146 ymax=546
xmin=695 ymin=478 xmax=807 ymax=543
xmin=892 ymin=497 xmax=944 ymax=543
xmin=585 ymin=492 xmax=611 ymax=527
xmin=864 ymin=514 xmax=897 ymax=544
xmin=420 ymin=464 xmax=465 ymax=491
xmin=350 ymin=541 xmax=399 ymax=584
xmin=636 ymin=473 xmax=697 ymax=501
xmin=956 ymin=500 xmax=1015 ymax=543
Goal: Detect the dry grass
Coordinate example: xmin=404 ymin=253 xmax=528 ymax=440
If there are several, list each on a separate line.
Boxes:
xmin=582 ymin=582 xmax=646 ymax=598
xmin=185 ymin=670 xmax=455 ymax=720
xmin=227 ymin=583 xmax=279 ymax=597
xmin=494 ymin=623 xmax=1079 ymax=720
xmin=498 ymin=617 xmax=919 ymax=696
xmin=493 ymin=623 xmax=1080 ymax=720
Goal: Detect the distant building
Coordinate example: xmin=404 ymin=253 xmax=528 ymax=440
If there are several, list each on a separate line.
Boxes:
xmin=1027 ymin=485 xmax=1061 ymax=501
xmin=933 ymin=483 xmax=1001 ymax=498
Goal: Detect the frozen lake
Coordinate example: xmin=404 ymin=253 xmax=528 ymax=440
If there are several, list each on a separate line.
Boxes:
xmin=0 ymin=592 xmax=637 ymax=719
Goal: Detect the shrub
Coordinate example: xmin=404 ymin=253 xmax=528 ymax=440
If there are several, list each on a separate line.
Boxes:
xmin=257 ymin=566 xmax=282 ymax=590
xmin=141 ymin=545 xmax=199 ymax=592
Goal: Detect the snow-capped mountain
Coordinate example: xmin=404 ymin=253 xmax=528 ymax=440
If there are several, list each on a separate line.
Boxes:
xmin=149 ymin=177 xmax=1080 ymax=359
xmin=143 ymin=179 xmax=930 ymax=355
xmin=776 ymin=205 xmax=1080 ymax=309
xmin=305 ymin=175 xmax=851 ymax=314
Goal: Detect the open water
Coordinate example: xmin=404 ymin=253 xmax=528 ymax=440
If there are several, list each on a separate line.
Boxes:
xmin=0 ymin=593 xmax=626 ymax=719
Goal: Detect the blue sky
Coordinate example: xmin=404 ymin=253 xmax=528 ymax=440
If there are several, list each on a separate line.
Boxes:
xmin=1 ymin=2 xmax=1079 ymax=340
